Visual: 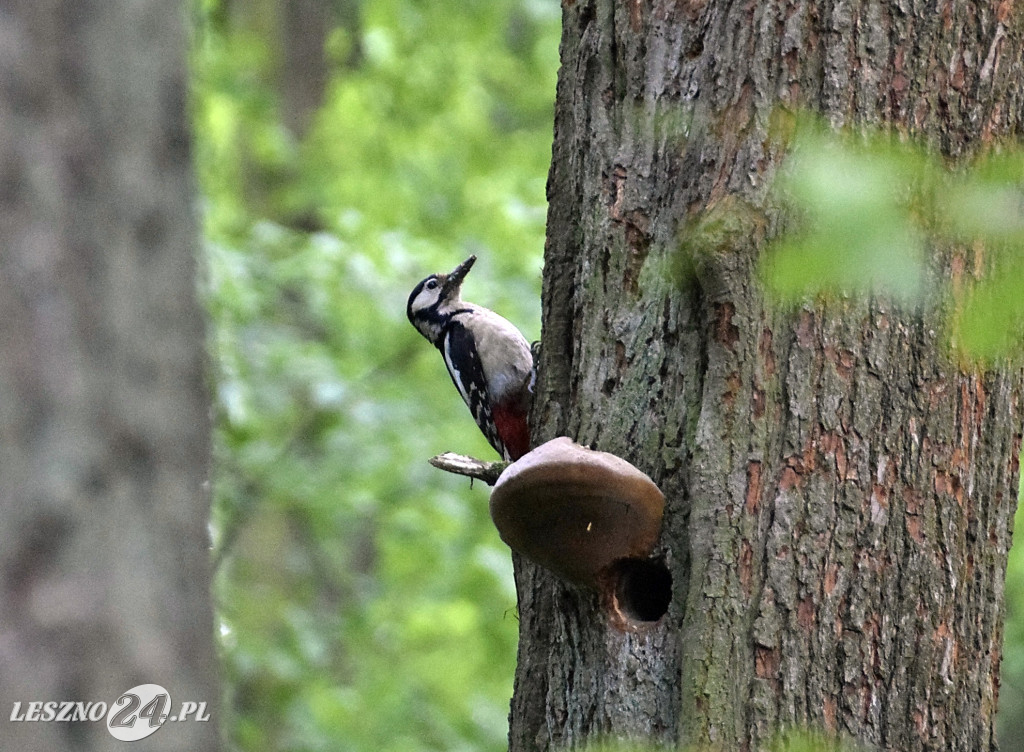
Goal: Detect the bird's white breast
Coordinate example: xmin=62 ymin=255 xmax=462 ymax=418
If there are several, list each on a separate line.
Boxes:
xmin=455 ymin=305 xmax=532 ymax=400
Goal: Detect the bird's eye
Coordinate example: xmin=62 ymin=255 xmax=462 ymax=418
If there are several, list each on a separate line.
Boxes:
xmin=426 ymin=279 xmax=439 ymax=290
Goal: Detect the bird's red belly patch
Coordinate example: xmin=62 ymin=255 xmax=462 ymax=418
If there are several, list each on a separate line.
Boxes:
xmin=493 ymin=404 xmax=530 ymax=460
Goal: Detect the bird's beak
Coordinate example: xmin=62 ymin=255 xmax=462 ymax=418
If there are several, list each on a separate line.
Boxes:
xmin=442 ymin=255 xmax=476 ymax=296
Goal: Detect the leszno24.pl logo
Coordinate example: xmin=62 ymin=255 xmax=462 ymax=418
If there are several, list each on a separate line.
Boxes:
xmin=10 ymin=684 xmax=209 ymax=742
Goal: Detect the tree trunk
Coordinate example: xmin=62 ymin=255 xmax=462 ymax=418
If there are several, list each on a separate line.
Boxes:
xmin=0 ymin=1 xmax=219 ymax=750
xmin=511 ymin=1 xmax=1024 ymax=750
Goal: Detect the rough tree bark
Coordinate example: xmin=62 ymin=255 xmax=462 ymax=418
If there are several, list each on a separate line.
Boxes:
xmin=511 ymin=1 xmax=1024 ymax=750
xmin=0 ymin=1 xmax=219 ymax=750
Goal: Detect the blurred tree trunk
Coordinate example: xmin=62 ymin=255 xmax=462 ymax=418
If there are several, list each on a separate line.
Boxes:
xmin=280 ymin=0 xmax=334 ymax=137
xmin=222 ymin=0 xmax=359 ymax=229
xmin=225 ymin=0 xmax=361 ymax=136
xmin=0 ymin=1 xmax=218 ymax=751
xmin=513 ymin=1 xmax=1024 ymax=750
xmin=279 ymin=0 xmax=362 ymax=136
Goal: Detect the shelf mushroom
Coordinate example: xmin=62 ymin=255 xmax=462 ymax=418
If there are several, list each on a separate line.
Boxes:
xmin=489 ymin=437 xmax=665 ymax=590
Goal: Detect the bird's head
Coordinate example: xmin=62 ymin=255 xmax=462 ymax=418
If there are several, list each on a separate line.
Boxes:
xmin=407 ymin=254 xmax=476 ymax=342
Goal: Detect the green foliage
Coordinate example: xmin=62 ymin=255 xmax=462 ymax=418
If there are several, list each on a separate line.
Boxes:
xmin=1000 ymin=486 xmax=1024 ymax=745
xmin=576 ymin=728 xmax=856 ymax=752
xmin=940 ymin=151 xmax=1024 ymax=362
xmin=762 ymin=116 xmax=1024 ymax=744
xmin=192 ymin=1 xmax=558 ymax=750
xmin=761 ymin=116 xmax=1024 ymax=363
xmin=763 ymin=124 xmax=930 ymax=303
xmin=766 ymin=729 xmax=860 ymax=752
xmin=578 ymin=741 xmax=673 ymax=752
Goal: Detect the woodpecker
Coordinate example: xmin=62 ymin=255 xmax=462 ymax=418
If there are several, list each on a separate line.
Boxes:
xmin=407 ymin=255 xmax=533 ymax=460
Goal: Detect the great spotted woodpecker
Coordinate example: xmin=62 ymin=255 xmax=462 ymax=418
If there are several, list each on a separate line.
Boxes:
xmin=407 ymin=255 xmax=533 ymax=460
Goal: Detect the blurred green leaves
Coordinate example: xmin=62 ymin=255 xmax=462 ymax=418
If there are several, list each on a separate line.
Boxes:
xmin=761 ymin=116 xmax=1024 ymax=363
xmin=577 ymin=728 xmax=858 ymax=752
xmin=941 ymin=152 xmax=1024 ymax=362
xmin=762 ymin=126 xmax=929 ymax=302
xmin=192 ymin=1 xmax=557 ymax=750
xmin=761 ymin=116 xmax=1024 ymax=746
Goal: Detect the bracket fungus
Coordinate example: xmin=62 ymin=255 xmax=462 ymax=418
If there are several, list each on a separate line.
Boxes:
xmin=489 ymin=437 xmax=665 ymax=595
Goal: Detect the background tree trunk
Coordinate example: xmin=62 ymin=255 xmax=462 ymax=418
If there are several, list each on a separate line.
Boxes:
xmin=0 ymin=1 xmax=219 ymax=750
xmin=512 ymin=1 xmax=1024 ymax=750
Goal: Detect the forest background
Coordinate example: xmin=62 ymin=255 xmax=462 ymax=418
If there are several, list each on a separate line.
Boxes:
xmin=192 ymin=0 xmax=1024 ymax=749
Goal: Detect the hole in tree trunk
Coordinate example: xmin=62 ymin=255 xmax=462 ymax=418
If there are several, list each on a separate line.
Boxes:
xmin=604 ymin=558 xmax=672 ymax=627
